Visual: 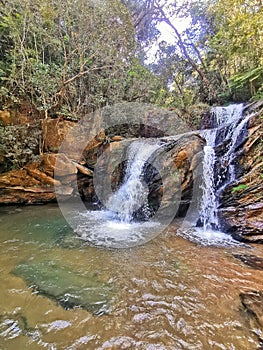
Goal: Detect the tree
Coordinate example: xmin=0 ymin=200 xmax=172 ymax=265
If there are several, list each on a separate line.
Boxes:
xmin=205 ymin=0 xmax=263 ymax=101
xmin=0 ymin=0 xmax=137 ymax=117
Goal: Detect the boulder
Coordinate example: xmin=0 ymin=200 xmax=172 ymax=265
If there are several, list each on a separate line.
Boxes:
xmin=42 ymin=118 xmax=75 ymax=152
xmin=0 ymin=103 xmax=201 ymax=207
xmin=0 ymin=153 xmax=80 ymax=204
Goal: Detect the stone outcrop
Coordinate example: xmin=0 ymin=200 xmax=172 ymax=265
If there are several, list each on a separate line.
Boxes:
xmin=78 ymin=134 xmax=204 ymax=218
xmin=0 ymin=100 xmax=262 ymax=241
xmin=0 ymin=103 xmax=194 ymax=205
xmin=219 ymin=100 xmax=263 ymax=242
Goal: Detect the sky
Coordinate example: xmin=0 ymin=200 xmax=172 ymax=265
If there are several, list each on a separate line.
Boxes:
xmin=145 ymin=1 xmax=190 ymax=63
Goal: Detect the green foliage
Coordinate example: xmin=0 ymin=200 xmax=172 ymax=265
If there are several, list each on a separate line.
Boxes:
xmin=206 ymin=0 xmax=263 ymax=102
xmin=231 ymin=184 xmax=248 ymax=193
xmin=0 ymin=124 xmax=41 ymax=169
xmin=229 ymin=67 xmax=263 ymax=101
xmin=0 ymin=0 xmax=140 ymax=117
xmin=125 ymin=59 xmax=165 ymax=103
xmin=0 ymin=0 xmax=262 ymax=124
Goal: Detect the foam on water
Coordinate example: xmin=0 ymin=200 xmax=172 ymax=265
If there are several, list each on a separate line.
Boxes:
xmin=177 ymin=227 xmax=247 ymax=247
xmin=74 ymin=209 xmax=161 ymax=248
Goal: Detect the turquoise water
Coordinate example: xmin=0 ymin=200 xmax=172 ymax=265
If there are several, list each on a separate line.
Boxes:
xmin=0 ymin=204 xmax=262 ymax=349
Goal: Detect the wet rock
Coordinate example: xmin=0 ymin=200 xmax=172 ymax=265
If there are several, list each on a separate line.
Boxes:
xmin=0 ymin=103 xmax=198 ymax=204
xmin=12 ymin=261 xmax=114 ymax=315
xmin=219 ymin=101 xmax=263 ymax=240
xmin=240 ymin=291 xmax=263 ymax=328
xmin=90 ymin=134 xmax=204 ymax=219
xmin=240 ymin=290 xmax=263 ymax=348
xmin=233 ymin=254 xmax=263 ymax=270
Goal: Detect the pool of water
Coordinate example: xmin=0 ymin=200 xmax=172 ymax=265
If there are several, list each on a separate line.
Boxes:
xmin=0 ymin=204 xmax=263 ymax=349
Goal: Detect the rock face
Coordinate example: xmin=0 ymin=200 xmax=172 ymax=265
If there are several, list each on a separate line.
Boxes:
xmin=80 ymin=134 xmax=204 ymax=218
xmin=219 ymin=100 xmax=263 ymax=242
xmin=0 ymin=102 xmax=195 ymax=206
xmin=0 ymin=100 xmax=262 ymax=241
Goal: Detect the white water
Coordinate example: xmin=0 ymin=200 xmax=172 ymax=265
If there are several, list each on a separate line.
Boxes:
xmin=73 ymin=105 xmax=250 ymax=248
xmin=199 ymin=104 xmax=244 ymax=232
xmin=212 ymin=103 xmax=244 ymax=128
xmin=106 ymin=140 xmax=161 ymax=222
xmin=74 ymin=208 xmax=161 ymax=248
xmin=199 ymin=131 xmax=218 ymax=230
xmin=71 ymin=140 xmax=164 ymax=248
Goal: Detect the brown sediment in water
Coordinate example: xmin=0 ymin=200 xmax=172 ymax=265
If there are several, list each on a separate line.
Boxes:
xmin=0 ymin=204 xmax=263 ymax=349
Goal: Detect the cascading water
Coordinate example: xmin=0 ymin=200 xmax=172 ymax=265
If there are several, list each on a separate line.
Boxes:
xmin=198 ymin=104 xmax=247 ymax=232
xmin=177 ymin=103 xmax=253 ymax=246
xmin=67 ymin=104 xmax=252 ymax=248
xmin=106 ymin=140 xmax=161 ymax=222
xmin=73 ymin=139 xmax=164 ymax=248
xmin=198 ymin=130 xmax=218 ymax=231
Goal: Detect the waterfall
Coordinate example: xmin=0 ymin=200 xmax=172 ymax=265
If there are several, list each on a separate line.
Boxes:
xmin=106 ymin=140 xmax=161 ymax=222
xmin=199 ymin=130 xmax=218 ymax=230
xmin=198 ymin=103 xmax=248 ymax=231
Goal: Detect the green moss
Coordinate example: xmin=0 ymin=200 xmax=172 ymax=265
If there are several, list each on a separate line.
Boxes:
xmin=231 ymin=184 xmax=248 ymax=193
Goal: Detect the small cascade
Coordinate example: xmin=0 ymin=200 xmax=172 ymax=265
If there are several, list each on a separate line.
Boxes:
xmin=106 ymin=140 xmax=161 ymax=222
xmin=198 ymin=103 xmax=250 ymax=231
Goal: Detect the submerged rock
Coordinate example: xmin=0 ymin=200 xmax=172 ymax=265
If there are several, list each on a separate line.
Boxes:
xmin=233 ymin=254 xmax=263 ymax=270
xmin=12 ymin=261 xmax=114 ymax=315
xmin=240 ymin=291 xmax=263 ymax=337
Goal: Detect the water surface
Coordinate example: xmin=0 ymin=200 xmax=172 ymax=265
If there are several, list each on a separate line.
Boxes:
xmin=0 ymin=204 xmax=263 ymax=349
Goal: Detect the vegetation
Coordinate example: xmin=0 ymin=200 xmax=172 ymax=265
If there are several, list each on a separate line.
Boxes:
xmin=0 ymin=0 xmax=262 ymax=121
xmin=231 ymin=184 xmax=248 ymax=193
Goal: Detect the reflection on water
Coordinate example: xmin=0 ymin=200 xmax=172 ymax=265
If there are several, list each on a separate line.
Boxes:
xmin=0 ymin=204 xmax=263 ymax=349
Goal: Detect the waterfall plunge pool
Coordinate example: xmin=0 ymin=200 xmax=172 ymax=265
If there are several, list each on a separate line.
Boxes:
xmin=1 ymin=203 xmax=263 ymax=349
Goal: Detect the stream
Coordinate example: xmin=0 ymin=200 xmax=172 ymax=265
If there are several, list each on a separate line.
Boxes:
xmin=1 ymin=204 xmax=263 ymax=349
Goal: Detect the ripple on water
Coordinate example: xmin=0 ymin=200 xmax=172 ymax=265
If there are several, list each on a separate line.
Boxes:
xmin=0 ymin=205 xmax=262 ymax=350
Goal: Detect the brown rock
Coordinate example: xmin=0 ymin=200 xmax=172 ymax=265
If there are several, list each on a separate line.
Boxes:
xmin=0 ymin=110 xmax=11 ymax=126
xmin=111 ymin=135 xmax=124 ymax=142
xmin=73 ymin=162 xmax=93 ymax=176
xmin=240 ymin=291 xmax=263 ymax=329
xmin=54 ymin=153 xmax=78 ymax=177
xmin=42 ymin=118 xmax=75 ymax=152
xmin=219 ymin=104 xmax=263 ymax=240
xmin=25 ymin=164 xmax=61 ymax=186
